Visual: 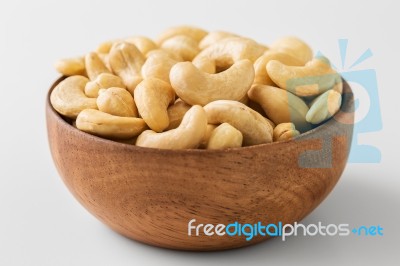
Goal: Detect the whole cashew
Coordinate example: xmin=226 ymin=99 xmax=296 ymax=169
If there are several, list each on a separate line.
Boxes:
xmin=85 ymin=73 xmax=126 ymax=98
xmin=306 ymin=89 xmax=342 ymax=124
xmin=193 ymin=37 xmax=266 ymax=70
xmin=141 ymin=51 xmax=177 ymax=83
xmin=199 ymin=31 xmax=239 ymax=50
xmin=50 ymin=76 xmax=97 ymax=119
xmin=247 ymin=84 xmax=311 ymax=132
xmin=134 ymin=78 xmax=175 ymax=132
xmin=85 ymin=52 xmax=111 ymax=80
xmin=156 ymin=25 xmax=208 ymax=45
xmin=253 ymin=50 xmax=303 ymax=85
xmin=76 ymin=109 xmax=147 ymax=139
xmin=125 ymin=36 xmax=158 ymax=55
xmin=54 ymin=56 xmax=85 ymax=76
xmin=203 ymin=100 xmax=273 ymax=145
xmin=109 ymin=42 xmax=145 ymax=94
xmin=270 ymin=36 xmax=313 ymax=65
xmin=266 ymin=57 xmax=341 ymax=97
xmin=97 ymin=87 xmax=138 ymax=117
xmin=273 ymin=123 xmax=300 ymax=141
xmin=207 ymin=123 xmax=243 ymax=150
xmin=170 ymin=59 xmax=255 ymax=106
xmin=161 ymin=35 xmax=200 ymax=61
xmin=166 ymin=99 xmax=191 ymax=130
xmin=136 ymin=105 xmax=207 ymax=149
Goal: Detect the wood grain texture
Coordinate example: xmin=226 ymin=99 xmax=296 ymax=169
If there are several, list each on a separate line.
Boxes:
xmin=46 ymin=77 xmax=354 ymax=251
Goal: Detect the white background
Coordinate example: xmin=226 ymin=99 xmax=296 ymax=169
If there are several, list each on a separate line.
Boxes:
xmin=0 ymin=0 xmax=399 ymax=265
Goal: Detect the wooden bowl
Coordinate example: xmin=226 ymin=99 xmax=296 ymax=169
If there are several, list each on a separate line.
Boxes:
xmin=46 ymin=78 xmax=354 ymax=251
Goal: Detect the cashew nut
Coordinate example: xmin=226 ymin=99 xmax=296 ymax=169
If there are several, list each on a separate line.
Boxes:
xmin=97 ymin=87 xmax=138 ymax=117
xmin=170 ymin=59 xmax=254 ymax=106
xmin=273 ymin=123 xmax=300 ymax=141
xmin=204 ymin=100 xmax=273 ymax=145
xmin=161 ymin=35 xmax=200 ymax=61
xmin=136 ymin=105 xmax=207 ymax=149
xmin=247 ymin=84 xmax=311 ymax=132
xmin=50 ymin=76 xmax=97 ymax=119
xmin=54 ymin=56 xmax=85 ymax=76
xmin=85 ymin=73 xmax=126 ymax=98
xmin=146 ymin=49 xmax=183 ymax=62
xmin=270 ymin=36 xmax=313 ymax=65
xmin=141 ymin=51 xmax=177 ymax=83
xmin=191 ymin=57 xmax=216 ymax=74
xmin=199 ymin=31 xmax=239 ymax=50
xmin=156 ymin=25 xmax=208 ymax=45
xmin=125 ymin=36 xmax=158 ymax=55
xmin=199 ymin=124 xmax=217 ymax=148
xmin=76 ymin=109 xmax=147 ymax=139
xmin=109 ymin=42 xmax=145 ymax=94
xmin=134 ymin=78 xmax=175 ymax=132
xmin=166 ymin=99 xmax=192 ymax=130
xmin=85 ymin=52 xmax=111 ymax=80
xmin=306 ymin=89 xmax=342 ymax=124
xmin=266 ymin=57 xmax=341 ymax=97
xmin=206 ymin=123 xmax=243 ymax=150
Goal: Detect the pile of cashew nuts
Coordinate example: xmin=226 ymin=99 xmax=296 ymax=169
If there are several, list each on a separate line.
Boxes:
xmin=51 ymin=26 xmax=343 ymax=150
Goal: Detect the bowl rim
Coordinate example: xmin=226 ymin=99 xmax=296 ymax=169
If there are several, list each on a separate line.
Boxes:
xmin=46 ymin=76 xmax=354 ymax=154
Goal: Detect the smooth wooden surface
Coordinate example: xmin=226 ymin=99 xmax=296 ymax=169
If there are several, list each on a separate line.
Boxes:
xmin=46 ymin=78 xmax=354 ymax=251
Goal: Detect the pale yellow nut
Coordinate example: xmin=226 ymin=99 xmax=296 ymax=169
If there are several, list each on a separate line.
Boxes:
xmin=85 ymin=52 xmax=111 ymax=80
xmin=156 ymin=25 xmax=208 ymax=45
xmin=136 ymin=105 xmax=207 ymax=149
xmin=306 ymin=89 xmax=342 ymax=124
xmin=85 ymin=73 xmax=126 ymax=98
xmin=253 ymin=50 xmax=303 ymax=85
xmin=50 ymin=76 xmax=97 ymax=119
xmin=266 ymin=57 xmax=341 ymax=97
xmin=125 ymin=36 xmax=158 ymax=55
xmin=273 ymin=123 xmax=300 ymax=141
xmin=96 ymin=87 xmax=138 ymax=117
xmin=204 ymin=100 xmax=273 ymax=146
xmin=199 ymin=124 xmax=217 ymax=148
xmin=199 ymin=31 xmax=239 ymax=50
xmin=54 ymin=57 xmax=85 ymax=76
xmin=97 ymin=53 xmax=112 ymax=72
xmin=146 ymin=49 xmax=183 ymax=62
xmin=193 ymin=37 xmax=266 ymax=70
xmin=270 ymin=36 xmax=313 ymax=65
xmin=170 ymin=59 xmax=255 ymax=106
xmin=141 ymin=51 xmax=177 ymax=83
xmin=192 ymin=57 xmax=216 ymax=74
xmin=161 ymin=35 xmax=200 ymax=61
xmin=247 ymin=84 xmax=311 ymax=132
xmin=96 ymin=39 xmax=121 ymax=54
xmin=76 ymin=109 xmax=147 ymax=139
xmin=166 ymin=99 xmax=191 ymax=130
xmin=109 ymin=42 xmax=145 ymax=94
xmin=134 ymin=78 xmax=175 ymax=132
xmin=206 ymin=123 xmax=243 ymax=150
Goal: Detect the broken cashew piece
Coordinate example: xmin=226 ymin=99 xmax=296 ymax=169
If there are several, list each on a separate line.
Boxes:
xmin=76 ymin=109 xmax=147 ymax=139
xmin=85 ymin=52 xmax=111 ymax=80
xmin=156 ymin=25 xmax=208 ymax=45
xmin=270 ymin=36 xmax=313 ymax=65
xmin=85 ymin=73 xmax=126 ymax=98
xmin=50 ymin=76 xmax=97 ymax=119
xmin=134 ymin=78 xmax=175 ymax=132
xmin=97 ymin=87 xmax=138 ymax=117
xmin=207 ymin=123 xmax=243 ymax=150
xmin=306 ymin=89 xmax=342 ymax=124
xmin=161 ymin=35 xmax=200 ymax=61
xmin=204 ymin=100 xmax=273 ymax=146
xmin=136 ymin=105 xmax=207 ymax=149
xmin=54 ymin=57 xmax=85 ymax=76
xmin=273 ymin=123 xmax=300 ymax=141
xmin=170 ymin=59 xmax=254 ymax=106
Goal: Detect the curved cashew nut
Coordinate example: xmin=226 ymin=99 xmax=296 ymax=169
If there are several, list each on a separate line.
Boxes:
xmin=134 ymin=78 xmax=175 ymax=132
xmin=97 ymin=87 xmax=138 ymax=117
xmin=85 ymin=73 xmax=126 ymax=98
xmin=125 ymin=36 xmax=158 ymax=55
xmin=170 ymin=59 xmax=255 ymax=106
xmin=54 ymin=56 xmax=85 ymax=76
xmin=156 ymin=25 xmax=208 ymax=45
xmin=270 ymin=36 xmax=313 ymax=65
xmin=192 ymin=57 xmax=216 ymax=74
xmin=76 ymin=109 xmax=147 ymax=139
xmin=136 ymin=105 xmax=207 ymax=149
xmin=141 ymin=51 xmax=177 ymax=83
xmin=161 ymin=35 xmax=200 ymax=61
xmin=166 ymin=99 xmax=192 ymax=130
xmin=306 ymin=89 xmax=342 ymax=124
xmin=199 ymin=31 xmax=239 ymax=50
xmin=193 ymin=37 xmax=265 ymax=70
xmin=253 ymin=50 xmax=303 ymax=85
xmin=204 ymin=100 xmax=273 ymax=145
xmin=50 ymin=76 xmax=97 ymax=119
xmin=206 ymin=123 xmax=243 ymax=150
xmin=247 ymin=84 xmax=311 ymax=132
xmin=267 ymin=57 xmax=341 ymax=97
xmin=85 ymin=52 xmax=111 ymax=80
xmin=273 ymin=123 xmax=300 ymax=141
xmin=109 ymin=42 xmax=145 ymax=94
